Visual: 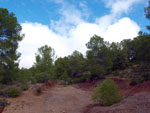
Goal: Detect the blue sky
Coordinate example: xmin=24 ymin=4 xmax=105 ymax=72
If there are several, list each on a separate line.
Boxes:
xmin=0 ymin=0 xmax=148 ymax=30
xmin=0 ymin=0 xmax=149 ymax=68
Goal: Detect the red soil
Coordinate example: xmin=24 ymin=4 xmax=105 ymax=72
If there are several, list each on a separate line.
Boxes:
xmin=3 ymin=77 xmax=150 ymax=113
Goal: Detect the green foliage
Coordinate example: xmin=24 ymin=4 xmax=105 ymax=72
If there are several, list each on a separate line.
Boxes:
xmin=0 ymin=8 xmax=24 ymax=84
xmin=34 ymin=72 xmax=50 ymax=83
xmin=68 ymin=51 xmax=86 ymax=78
xmin=21 ymin=83 xmax=29 ymax=91
xmin=34 ymin=45 xmax=55 ymax=71
xmin=113 ymin=70 xmax=120 ymax=76
xmin=92 ymin=78 xmax=121 ymax=106
xmin=32 ymin=45 xmax=56 ymax=82
xmin=60 ymin=71 xmax=68 ymax=80
xmin=145 ymin=0 xmax=150 ymax=31
xmin=17 ymin=68 xmax=32 ymax=83
xmin=79 ymin=73 xmax=91 ymax=82
xmin=129 ymin=79 xmax=138 ymax=86
xmin=8 ymin=87 xmax=21 ymax=98
xmin=119 ymin=74 xmax=124 ymax=78
xmin=142 ymin=73 xmax=150 ymax=81
xmin=0 ymin=88 xmax=9 ymax=97
xmin=55 ymin=50 xmax=85 ymax=81
xmin=55 ymin=57 xmax=69 ymax=79
xmin=132 ymin=35 xmax=150 ymax=61
xmin=30 ymin=76 xmax=37 ymax=84
xmin=111 ymin=41 xmax=130 ymax=70
xmin=86 ymin=35 xmax=113 ymax=78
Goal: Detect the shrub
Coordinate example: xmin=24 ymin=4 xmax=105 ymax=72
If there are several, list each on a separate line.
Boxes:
xmin=113 ymin=70 xmax=120 ymax=76
xmin=21 ymin=84 xmax=29 ymax=91
xmin=35 ymin=86 xmax=42 ymax=96
xmin=142 ymin=73 xmax=150 ymax=81
xmin=119 ymin=74 xmax=124 ymax=78
xmin=8 ymin=87 xmax=21 ymax=98
xmin=0 ymin=98 xmax=9 ymax=106
xmin=35 ymin=72 xmax=50 ymax=83
xmin=30 ymin=76 xmax=37 ymax=84
xmin=137 ymin=78 xmax=144 ymax=84
xmin=92 ymin=78 xmax=121 ymax=106
xmin=0 ymin=88 xmax=9 ymax=97
xmin=129 ymin=79 xmax=137 ymax=86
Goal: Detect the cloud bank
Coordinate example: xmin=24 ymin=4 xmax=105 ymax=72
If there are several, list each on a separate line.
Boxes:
xmin=18 ymin=0 xmax=142 ymax=68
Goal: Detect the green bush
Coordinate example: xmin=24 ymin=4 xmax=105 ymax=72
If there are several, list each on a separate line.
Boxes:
xmin=142 ymin=73 xmax=150 ymax=81
xmin=129 ymin=78 xmax=138 ymax=86
xmin=21 ymin=84 xmax=29 ymax=91
xmin=113 ymin=70 xmax=120 ymax=76
xmin=35 ymin=72 xmax=50 ymax=83
xmin=0 ymin=88 xmax=9 ymax=97
xmin=8 ymin=87 xmax=21 ymax=98
xmin=137 ymin=78 xmax=144 ymax=84
xmin=92 ymin=78 xmax=121 ymax=106
xmin=119 ymin=74 xmax=124 ymax=78
xmin=30 ymin=76 xmax=37 ymax=84
xmin=60 ymin=71 xmax=68 ymax=80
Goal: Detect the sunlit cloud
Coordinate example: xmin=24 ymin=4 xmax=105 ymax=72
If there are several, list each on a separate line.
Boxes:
xmin=18 ymin=0 xmax=143 ymax=68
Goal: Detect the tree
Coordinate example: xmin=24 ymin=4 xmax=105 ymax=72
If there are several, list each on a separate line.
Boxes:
xmin=110 ymin=41 xmax=130 ymax=70
xmin=132 ymin=34 xmax=150 ymax=61
xmin=92 ymin=78 xmax=121 ymax=106
xmin=34 ymin=45 xmax=56 ymax=74
xmin=0 ymin=8 xmax=24 ymax=84
xmin=68 ymin=50 xmax=85 ymax=78
xmin=55 ymin=50 xmax=86 ymax=81
xmin=145 ymin=0 xmax=150 ymax=31
xmin=55 ymin=57 xmax=69 ymax=79
xmin=86 ymin=35 xmax=112 ymax=78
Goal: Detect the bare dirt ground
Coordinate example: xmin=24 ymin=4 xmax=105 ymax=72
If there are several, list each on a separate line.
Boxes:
xmin=3 ymin=84 xmax=92 ymax=113
xmin=84 ymin=92 xmax=150 ymax=113
xmin=3 ymin=78 xmax=150 ymax=113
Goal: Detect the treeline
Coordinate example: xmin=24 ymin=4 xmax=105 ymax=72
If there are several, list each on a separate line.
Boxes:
xmin=0 ymin=0 xmax=150 ymax=85
xmin=18 ymin=33 xmax=149 ymax=84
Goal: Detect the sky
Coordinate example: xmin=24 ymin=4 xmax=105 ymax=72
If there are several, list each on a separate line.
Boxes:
xmin=0 ymin=0 xmax=149 ymax=68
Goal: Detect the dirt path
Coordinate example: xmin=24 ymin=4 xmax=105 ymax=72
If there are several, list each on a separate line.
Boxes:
xmin=3 ymin=85 xmax=93 ymax=113
xmin=3 ymin=80 xmax=150 ymax=113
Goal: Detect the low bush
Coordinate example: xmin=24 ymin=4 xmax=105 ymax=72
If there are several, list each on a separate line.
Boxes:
xmin=113 ymin=70 xmax=120 ymax=76
xmin=30 ymin=76 xmax=37 ymax=84
xmin=8 ymin=87 xmax=21 ymax=98
xmin=119 ymin=74 xmax=124 ymax=78
xmin=0 ymin=88 xmax=9 ymax=97
xmin=35 ymin=72 xmax=50 ymax=83
xmin=129 ymin=79 xmax=138 ymax=86
xmin=92 ymin=78 xmax=121 ymax=106
xmin=137 ymin=78 xmax=144 ymax=84
xmin=35 ymin=86 xmax=42 ymax=96
xmin=21 ymin=83 xmax=29 ymax=91
xmin=142 ymin=73 xmax=150 ymax=81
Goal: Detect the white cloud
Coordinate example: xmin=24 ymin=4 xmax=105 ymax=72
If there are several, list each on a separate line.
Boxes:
xmin=18 ymin=0 xmax=143 ymax=68
xmin=18 ymin=22 xmax=70 ymax=68
xmin=103 ymin=0 xmax=143 ymax=15
xmin=50 ymin=0 xmax=84 ymax=36
xmin=103 ymin=17 xmax=140 ymax=42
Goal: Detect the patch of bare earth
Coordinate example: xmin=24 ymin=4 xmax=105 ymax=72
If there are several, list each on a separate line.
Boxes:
xmin=3 ymin=78 xmax=150 ymax=113
xmin=3 ymin=84 xmax=92 ymax=113
xmin=83 ymin=78 xmax=150 ymax=113
xmin=84 ymin=92 xmax=150 ymax=113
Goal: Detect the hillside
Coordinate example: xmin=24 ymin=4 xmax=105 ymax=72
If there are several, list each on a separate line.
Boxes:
xmin=2 ymin=73 xmax=150 ymax=113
